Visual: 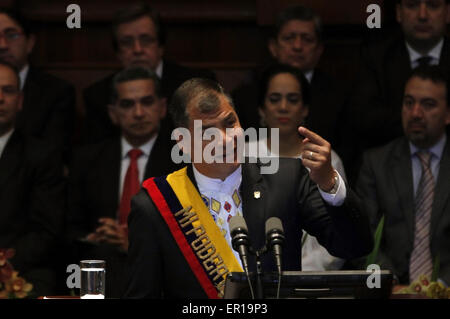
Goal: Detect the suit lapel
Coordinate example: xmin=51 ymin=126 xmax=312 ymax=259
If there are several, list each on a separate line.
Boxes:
xmin=439 ymin=38 xmax=450 ymax=72
xmin=143 ymin=127 xmax=173 ymax=180
xmin=17 ymin=68 xmax=42 ymax=134
xmin=0 ymin=131 xmax=22 ymax=191
xmin=241 ymin=162 xmax=266 ymax=250
xmin=391 ymin=138 xmax=415 ymax=245
xmin=99 ymin=139 xmax=121 ymax=216
xmin=431 ymin=140 xmax=450 ymax=238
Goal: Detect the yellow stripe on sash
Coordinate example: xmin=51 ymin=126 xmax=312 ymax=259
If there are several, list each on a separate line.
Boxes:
xmin=166 ymin=167 xmax=243 ymax=279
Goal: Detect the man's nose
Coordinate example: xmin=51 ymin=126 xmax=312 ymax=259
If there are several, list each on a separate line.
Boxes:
xmin=133 ymin=103 xmax=145 ymax=117
xmin=418 ymin=3 xmax=429 ymax=20
xmin=411 ymin=103 xmax=424 ymax=117
xmin=133 ymin=39 xmax=143 ymax=53
xmin=293 ymin=35 xmax=303 ymax=50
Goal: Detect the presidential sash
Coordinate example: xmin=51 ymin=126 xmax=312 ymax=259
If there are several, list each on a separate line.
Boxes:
xmin=142 ymin=167 xmax=243 ymax=299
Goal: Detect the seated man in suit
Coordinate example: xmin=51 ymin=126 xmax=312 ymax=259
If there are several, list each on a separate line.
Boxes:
xmin=232 ymin=5 xmax=346 ymax=149
xmin=0 ymin=9 xmax=75 ymax=162
xmin=347 ymin=0 xmax=450 ymax=181
xmin=124 ymin=78 xmax=373 ymax=298
xmin=0 ymin=61 xmax=65 ymax=296
xmin=83 ymin=3 xmax=215 ymax=144
xmin=68 ymin=66 xmax=180 ymax=298
xmin=356 ymin=65 xmax=450 ymax=286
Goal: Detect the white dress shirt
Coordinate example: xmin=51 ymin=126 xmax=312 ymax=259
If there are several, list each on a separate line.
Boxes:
xmin=19 ymin=64 xmax=29 ymax=90
xmin=406 ymin=39 xmax=443 ymax=69
xmin=193 ymin=164 xmax=244 ymax=266
xmin=303 ymin=70 xmax=314 ymax=83
xmin=155 ymin=60 xmax=163 ymax=79
xmin=119 ymin=134 xmax=157 ymax=198
xmin=0 ymin=129 xmax=14 ymax=159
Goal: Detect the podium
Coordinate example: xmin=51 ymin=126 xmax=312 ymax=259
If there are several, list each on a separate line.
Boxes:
xmin=224 ymin=270 xmax=393 ymax=299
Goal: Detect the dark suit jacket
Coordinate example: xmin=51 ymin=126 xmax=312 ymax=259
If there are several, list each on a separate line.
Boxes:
xmin=82 ymin=60 xmax=216 ymax=144
xmin=0 ymin=130 xmax=66 ymax=296
xmin=346 ymin=31 xmax=450 ymax=182
xmin=17 ymin=67 xmax=76 ymax=161
xmin=232 ymin=66 xmax=346 ymax=148
xmin=356 ymin=137 xmax=450 ymax=284
xmin=124 ymin=159 xmax=373 ymax=298
xmin=67 ymin=129 xmax=181 ymax=297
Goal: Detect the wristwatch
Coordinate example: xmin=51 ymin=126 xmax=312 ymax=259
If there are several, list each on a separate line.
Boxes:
xmin=326 ymin=170 xmax=339 ymax=194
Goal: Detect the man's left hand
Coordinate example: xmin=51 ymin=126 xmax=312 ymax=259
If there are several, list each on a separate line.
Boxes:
xmin=298 ymin=126 xmax=336 ymax=192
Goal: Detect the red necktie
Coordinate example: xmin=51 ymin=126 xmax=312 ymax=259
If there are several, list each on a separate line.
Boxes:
xmin=118 ymin=148 xmax=143 ymax=225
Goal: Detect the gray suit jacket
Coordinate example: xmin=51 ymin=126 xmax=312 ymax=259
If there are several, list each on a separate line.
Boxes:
xmin=356 ymin=136 xmax=450 ymax=284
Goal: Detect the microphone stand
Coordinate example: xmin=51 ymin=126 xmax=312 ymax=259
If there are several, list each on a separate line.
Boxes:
xmin=255 ymin=250 xmax=265 ymax=299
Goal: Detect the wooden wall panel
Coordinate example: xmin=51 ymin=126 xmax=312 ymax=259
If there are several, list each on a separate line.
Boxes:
xmin=0 ymin=0 xmax=402 ymax=135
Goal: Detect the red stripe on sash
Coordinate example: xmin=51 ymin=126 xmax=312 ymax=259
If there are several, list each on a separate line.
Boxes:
xmin=143 ymin=178 xmax=219 ymax=299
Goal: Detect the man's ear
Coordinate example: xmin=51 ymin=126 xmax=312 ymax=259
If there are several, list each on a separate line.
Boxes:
xmin=396 ymin=3 xmax=403 ymax=24
xmin=108 ymin=104 xmax=118 ymax=125
xmin=17 ymin=92 xmax=23 ymax=112
xmin=445 ymin=107 xmax=450 ymax=125
xmin=26 ymin=34 xmax=36 ymax=55
xmin=447 ymin=3 xmax=450 ymax=23
xmin=160 ymin=97 xmax=167 ymax=119
xmin=268 ymin=38 xmax=279 ymax=59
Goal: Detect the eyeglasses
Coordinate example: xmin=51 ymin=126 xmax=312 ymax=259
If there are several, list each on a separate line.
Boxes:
xmin=117 ymin=35 xmax=158 ymax=50
xmin=0 ymin=30 xmax=24 ymax=43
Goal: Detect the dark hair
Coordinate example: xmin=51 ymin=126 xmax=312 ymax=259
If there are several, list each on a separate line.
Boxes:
xmin=0 ymin=60 xmax=20 ymax=89
xmin=169 ymin=78 xmax=234 ymax=128
xmin=111 ymin=2 xmax=165 ymax=51
xmin=110 ymin=66 xmax=162 ymax=104
xmin=0 ymin=8 xmax=33 ymax=37
xmin=271 ymin=5 xmax=323 ymax=42
xmin=407 ymin=65 xmax=449 ymax=107
xmin=258 ymin=63 xmax=311 ymax=108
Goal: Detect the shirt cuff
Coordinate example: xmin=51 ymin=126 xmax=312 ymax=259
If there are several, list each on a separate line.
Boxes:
xmin=318 ymin=171 xmax=346 ymax=206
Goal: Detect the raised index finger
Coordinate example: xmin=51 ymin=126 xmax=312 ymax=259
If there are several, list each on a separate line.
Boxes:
xmin=298 ymin=126 xmax=326 ymax=146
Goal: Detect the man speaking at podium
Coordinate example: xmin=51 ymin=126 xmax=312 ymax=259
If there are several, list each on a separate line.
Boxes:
xmin=124 ymin=78 xmax=373 ymax=298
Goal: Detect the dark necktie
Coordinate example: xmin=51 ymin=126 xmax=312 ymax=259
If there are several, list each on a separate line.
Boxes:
xmin=417 ymin=56 xmax=432 ymax=66
xmin=118 ymin=148 xmax=143 ymax=225
xmin=409 ymin=151 xmax=434 ymax=282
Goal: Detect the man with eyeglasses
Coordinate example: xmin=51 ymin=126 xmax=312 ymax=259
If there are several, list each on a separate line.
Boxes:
xmin=233 ymin=5 xmax=346 ymax=151
xmin=83 ymin=3 xmax=216 ymax=144
xmin=68 ymin=66 xmax=180 ymax=298
xmin=0 ymin=9 xmax=75 ymax=163
xmin=346 ymin=0 xmax=450 ymax=183
xmin=0 ymin=61 xmax=65 ymax=297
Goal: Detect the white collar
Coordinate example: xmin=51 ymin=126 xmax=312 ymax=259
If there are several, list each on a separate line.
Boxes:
xmin=406 ymin=39 xmax=444 ymax=65
xmin=19 ymin=64 xmax=29 ymax=90
xmin=303 ymin=70 xmax=314 ymax=83
xmin=192 ymin=164 xmax=242 ymax=195
xmin=121 ymin=134 xmax=158 ymax=159
xmin=0 ymin=128 xmax=14 ymax=158
xmin=155 ymin=60 xmax=163 ymax=79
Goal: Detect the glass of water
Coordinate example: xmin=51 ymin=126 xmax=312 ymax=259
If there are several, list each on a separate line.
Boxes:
xmin=80 ymin=260 xmax=106 ymax=299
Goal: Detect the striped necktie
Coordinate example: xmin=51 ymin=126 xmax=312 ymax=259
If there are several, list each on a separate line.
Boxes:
xmin=409 ymin=151 xmax=434 ymax=282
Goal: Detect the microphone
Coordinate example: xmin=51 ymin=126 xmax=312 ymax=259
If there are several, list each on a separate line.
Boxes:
xmin=230 ymin=216 xmax=251 ymax=273
xmin=230 ymin=215 xmax=255 ymax=299
xmin=266 ymin=217 xmax=285 ymax=298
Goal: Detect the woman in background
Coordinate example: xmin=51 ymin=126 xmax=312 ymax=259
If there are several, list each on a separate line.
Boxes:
xmin=247 ymin=63 xmax=346 ymax=270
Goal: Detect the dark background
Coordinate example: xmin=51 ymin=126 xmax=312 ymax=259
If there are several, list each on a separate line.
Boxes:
xmin=3 ymin=0 xmax=396 ymax=135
